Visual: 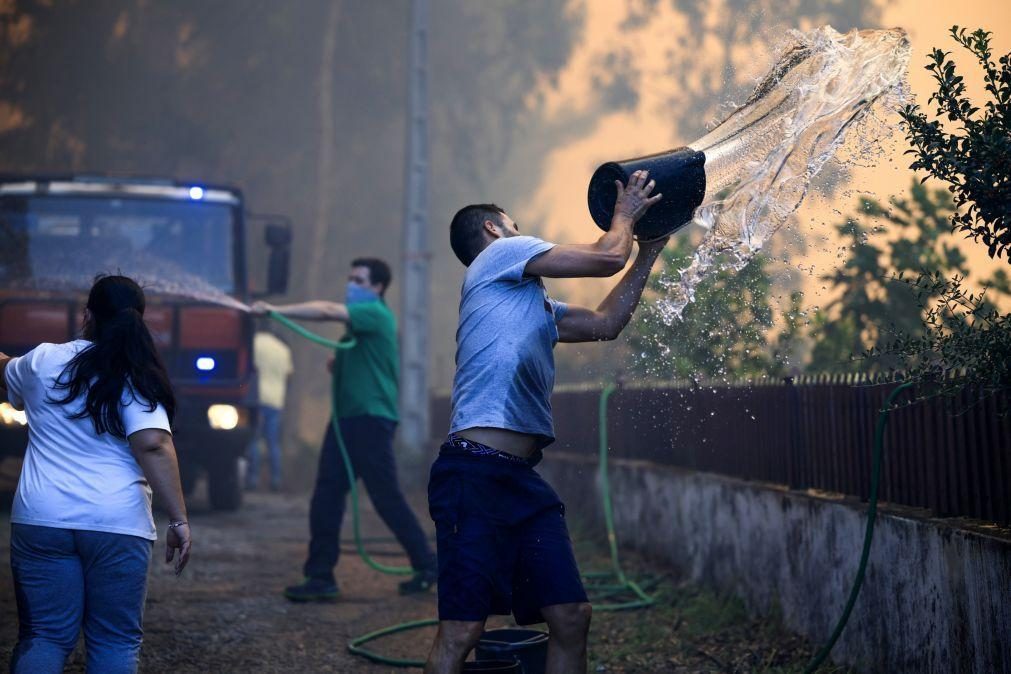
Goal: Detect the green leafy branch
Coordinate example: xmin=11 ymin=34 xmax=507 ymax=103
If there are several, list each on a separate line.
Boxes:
xmin=899 ymin=26 xmax=1011 ymax=261
xmin=865 ymin=271 xmax=1011 ymax=406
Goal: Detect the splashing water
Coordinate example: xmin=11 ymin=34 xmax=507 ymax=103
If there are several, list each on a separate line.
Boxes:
xmin=655 ymin=26 xmax=911 ymax=323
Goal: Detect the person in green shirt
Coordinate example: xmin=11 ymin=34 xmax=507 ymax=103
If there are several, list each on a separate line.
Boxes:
xmin=252 ymin=257 xmax=437 ymax=601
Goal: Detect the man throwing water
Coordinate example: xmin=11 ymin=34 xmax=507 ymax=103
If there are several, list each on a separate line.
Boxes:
xmin=426 ymin=170 xmax=665 ymax=673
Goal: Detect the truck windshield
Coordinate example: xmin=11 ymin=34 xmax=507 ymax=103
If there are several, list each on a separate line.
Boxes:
xmin=0 ymin=195 xmax=236 ymax=295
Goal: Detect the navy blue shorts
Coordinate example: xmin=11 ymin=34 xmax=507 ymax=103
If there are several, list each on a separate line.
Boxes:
xmin=428 ymin=437 xmax=588 ymax=625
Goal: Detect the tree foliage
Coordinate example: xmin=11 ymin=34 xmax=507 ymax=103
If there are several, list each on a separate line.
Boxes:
xmin=866 ymin=271 xmax=1011 ymax=403
xmin=872 ymin=27 xmax=1011 ymax=405
xmin=808 ymin=180 xmax=968 ymax=371
xmin=899 ymin=26 xmax=1011 ymax=261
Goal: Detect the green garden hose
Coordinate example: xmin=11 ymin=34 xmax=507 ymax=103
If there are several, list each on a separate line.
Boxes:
xmin=269 ymin=311 xmax=413 ymax=576
xmin=803 ymin=380 xmax=914 ymax=673
xmin=269 ymin=311 xmax=348 ymax=351
xmin=347 ymin=619 xmax=437 ymax=667
xmin=590 ymin=383 xmax=657 ymax=612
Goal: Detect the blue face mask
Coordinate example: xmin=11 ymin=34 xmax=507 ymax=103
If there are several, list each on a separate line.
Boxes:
xmin=346 ymin=284 xmax=380 ymax=305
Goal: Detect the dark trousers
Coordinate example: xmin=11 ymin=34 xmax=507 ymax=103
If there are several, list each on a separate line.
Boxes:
xmin=303 ymin=415 xmax=435 ymax=583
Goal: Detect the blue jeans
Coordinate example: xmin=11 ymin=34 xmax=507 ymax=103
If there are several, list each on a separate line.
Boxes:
xmin=9 ymin=523 xmax=153 ymax=674
xmin=247 ymin=405 xmax=283 ymax=489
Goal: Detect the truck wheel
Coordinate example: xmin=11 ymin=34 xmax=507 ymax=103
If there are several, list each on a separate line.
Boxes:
xmin=208 ymin=455 xmax=243 ymax=511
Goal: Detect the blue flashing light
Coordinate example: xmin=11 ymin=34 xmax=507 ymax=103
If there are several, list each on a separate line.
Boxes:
xmin=195 ymin=356 xmax=216 ymax=372
xmin=188 ymin=186 xmax=205 ymax=200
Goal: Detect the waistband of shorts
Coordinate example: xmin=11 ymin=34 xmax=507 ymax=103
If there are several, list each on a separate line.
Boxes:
xmin=440 ymin=434 xmax=543 ymax=468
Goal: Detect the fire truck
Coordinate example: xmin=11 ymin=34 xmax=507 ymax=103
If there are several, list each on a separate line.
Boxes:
xmin=0 ymin=175 xmax=291 ymax=510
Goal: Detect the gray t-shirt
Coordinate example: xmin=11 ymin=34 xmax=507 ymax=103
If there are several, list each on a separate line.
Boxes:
xmin=450 ymin=235 xmax=568 ymax=448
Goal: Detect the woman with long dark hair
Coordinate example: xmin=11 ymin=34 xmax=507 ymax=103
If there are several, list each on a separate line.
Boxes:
xmin=0 ymin=275 xmax=191 ymax=673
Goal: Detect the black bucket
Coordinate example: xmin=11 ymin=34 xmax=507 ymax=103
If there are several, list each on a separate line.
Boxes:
xmin=462 ymin=660 xmax=523 ymax=673
xmin=475 ymin=628 xmax=549 ymax=674
xmin=587 ymin=146 xmax=706 ymax=241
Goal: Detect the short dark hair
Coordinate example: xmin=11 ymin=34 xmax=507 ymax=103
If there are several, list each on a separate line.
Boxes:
xmin=450 ymin=204 xmax=505 ymax=266
xmin=351 ymin=257 xmax=392 ymax=296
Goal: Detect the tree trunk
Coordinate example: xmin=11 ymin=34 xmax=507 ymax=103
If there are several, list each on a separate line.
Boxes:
xmin=291 ymin=0 xmax=342 ymax=449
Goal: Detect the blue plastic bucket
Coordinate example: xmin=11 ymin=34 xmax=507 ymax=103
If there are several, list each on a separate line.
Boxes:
xmin=475 ymin=628 xmax=549 ymax=674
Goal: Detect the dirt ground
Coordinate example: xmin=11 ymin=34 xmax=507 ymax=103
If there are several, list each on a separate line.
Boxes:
xmin=0 ymin=485 xmax=842 ymax=673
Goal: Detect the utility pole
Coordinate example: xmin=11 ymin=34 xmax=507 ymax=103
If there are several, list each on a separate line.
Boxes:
xmin=400 ymin=0 xmax=430 ymax=454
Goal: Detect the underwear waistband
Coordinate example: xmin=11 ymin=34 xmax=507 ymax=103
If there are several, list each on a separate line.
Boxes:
xmin=441 ymin=434 xmax=542 ymax=467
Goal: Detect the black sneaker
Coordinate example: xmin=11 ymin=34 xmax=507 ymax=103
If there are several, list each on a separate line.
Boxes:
xmin=284 ymin=577 xmax=339 ymax=602
xmin=398 ymin=568 xmax=437 ymax=595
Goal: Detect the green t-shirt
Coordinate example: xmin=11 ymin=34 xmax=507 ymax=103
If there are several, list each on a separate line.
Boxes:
xmin=333 ymin=300 xmax=399 ymax=421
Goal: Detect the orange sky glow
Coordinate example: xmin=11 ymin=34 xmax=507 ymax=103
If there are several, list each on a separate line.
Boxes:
xmin=519 ymin=0 xmax=1010 ymax=319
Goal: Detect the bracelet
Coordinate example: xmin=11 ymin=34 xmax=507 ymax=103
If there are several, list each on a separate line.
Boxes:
xmin=168 ymin=520 xmax=189 ymax=528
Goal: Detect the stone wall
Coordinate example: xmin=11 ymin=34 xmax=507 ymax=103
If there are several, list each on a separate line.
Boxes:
xmin=542 ymin=452 xmax=1011 ymax=674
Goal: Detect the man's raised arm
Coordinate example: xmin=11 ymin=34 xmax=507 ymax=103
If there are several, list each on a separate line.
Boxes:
xmin=555 ymin=235 xmax=669 ymax=343
xmin=525 ymin=169 xmax=662 ymax=279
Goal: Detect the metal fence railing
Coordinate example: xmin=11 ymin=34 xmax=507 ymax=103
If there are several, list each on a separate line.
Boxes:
xmin=431 ymin=375 xmax=1011 ymax=526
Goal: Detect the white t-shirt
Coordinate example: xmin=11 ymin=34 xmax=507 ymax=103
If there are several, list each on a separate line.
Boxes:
xmin=4 ymin=340 xmax=172 ymax=540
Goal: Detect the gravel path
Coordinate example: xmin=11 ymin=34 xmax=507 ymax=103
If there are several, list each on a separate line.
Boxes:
xmin=1 ymin=487 xmax=834 ymax=673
